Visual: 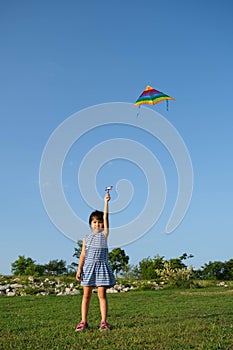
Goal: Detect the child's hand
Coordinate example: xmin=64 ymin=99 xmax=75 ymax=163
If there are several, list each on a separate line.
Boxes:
xmin=76 ymin=270 xmax=82 ymax=281
xmin=104 ymin=193 xmax=111 ymax=202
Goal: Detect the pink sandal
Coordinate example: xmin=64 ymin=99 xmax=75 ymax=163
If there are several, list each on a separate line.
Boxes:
xmin=99 ymin=321 xmax=111 ymax=331
xmin=75 ymin=321 xmax=88 ymax=331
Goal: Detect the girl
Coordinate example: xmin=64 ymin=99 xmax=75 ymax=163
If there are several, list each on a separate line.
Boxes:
xmin=75 ymin=193 xmax=116 ymax=331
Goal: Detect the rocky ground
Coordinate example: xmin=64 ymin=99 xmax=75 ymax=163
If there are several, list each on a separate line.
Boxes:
xmin=0 ymin=275 xmax=164 ymax=296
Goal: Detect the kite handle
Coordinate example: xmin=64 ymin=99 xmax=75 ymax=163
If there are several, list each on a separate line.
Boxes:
xmin=105 ymin=186 xmax=113 ymax=194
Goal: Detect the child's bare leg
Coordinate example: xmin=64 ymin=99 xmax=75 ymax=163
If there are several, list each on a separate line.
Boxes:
xmin=81 ymin=286 xmax=93 ymax=322
xmin=98 ymin=286 xmax=108 ymax=322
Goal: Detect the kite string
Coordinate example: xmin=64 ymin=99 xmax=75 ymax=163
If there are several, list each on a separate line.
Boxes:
xmin=136 ymin=105 xmax=141 ymax=117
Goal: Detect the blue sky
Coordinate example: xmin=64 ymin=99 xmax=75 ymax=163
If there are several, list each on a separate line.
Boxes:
xmin=1 ymin=1 xmax=233 ymax=275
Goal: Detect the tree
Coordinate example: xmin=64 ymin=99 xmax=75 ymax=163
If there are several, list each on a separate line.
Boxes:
xmin=223 ymin=258 xmax=233 ymax=280
xmin=121 ymin=264 xmax=141 ymax=280
xmin=68 ymin=240 xmax=83 ymax=273
xmin=73 ymin=240 xmax=83 ymax=261
xmin=138 ymin=255 xmax=165 ymax=280
xmin=169 ymin=253 xmax=194 ymax=270
xmin=44 ymin=259 xmax=67 ymax=276
xmin=137 ymin=253 xmax=194 ymax=281
xmin=34 ymin=264 xmax=46 ymax=276
xmin=108 ymin=248 xmax=129 ymax=278
xmin=11 ymin=255 xmax=37 ymax=276
xmin=200 ymin=259 xmax=233 ymax=281
xmin=201 ymin=261 xmax=225 ymax=280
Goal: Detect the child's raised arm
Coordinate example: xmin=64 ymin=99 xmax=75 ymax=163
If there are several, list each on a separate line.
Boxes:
xmin=103 ymin=193 xmax=110 ymax=237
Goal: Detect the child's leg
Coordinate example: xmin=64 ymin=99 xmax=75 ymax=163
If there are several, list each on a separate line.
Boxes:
xmin=97 ymin=286 xmax=108 ymax=322
xmin=81 ymin=286 xmax=93 ymax=322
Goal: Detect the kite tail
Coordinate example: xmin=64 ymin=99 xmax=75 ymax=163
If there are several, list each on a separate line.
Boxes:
xmin=166 ymin=100 xmax=169 ymax=111
xmin=136 ymin=105 xmax=141 ymax=117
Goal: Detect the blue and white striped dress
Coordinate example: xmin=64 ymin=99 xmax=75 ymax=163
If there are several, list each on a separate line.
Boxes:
xmin=81 ymin=231 xmax=116 ymax=287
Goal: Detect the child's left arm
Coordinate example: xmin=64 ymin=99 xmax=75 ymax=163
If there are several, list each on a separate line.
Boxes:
xmin=76 ymin=241 xmax=86 ymax=281
xmin=103 ymin=193 xmax=110 ymax=237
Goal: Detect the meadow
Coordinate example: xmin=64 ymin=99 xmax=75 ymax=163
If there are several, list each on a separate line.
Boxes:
xmin=0 ymin=288 xmax=233 ymax=350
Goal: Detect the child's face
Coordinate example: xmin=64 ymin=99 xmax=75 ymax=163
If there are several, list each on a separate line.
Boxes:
xmin=90 ymin=217 xmax=104 ymax=233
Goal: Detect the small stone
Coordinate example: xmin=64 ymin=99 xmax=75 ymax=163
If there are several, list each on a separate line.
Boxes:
xmin=56 ymin=292 xmax=65 ymax=296
xmin=11 ymin=283 xmax=23 ymax=289
xmin=70 ymin=289 xmax=80 ymax=295
xmin=106 ymin=288 xmax=118 ymax=293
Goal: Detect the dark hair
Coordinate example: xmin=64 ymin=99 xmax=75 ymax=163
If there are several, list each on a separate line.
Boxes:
xmin=89 ymin=210 xmax=104 ymax=225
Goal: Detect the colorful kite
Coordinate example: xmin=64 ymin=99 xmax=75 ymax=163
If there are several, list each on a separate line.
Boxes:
xmin=134 ymin=85 xmax=175 ymax=111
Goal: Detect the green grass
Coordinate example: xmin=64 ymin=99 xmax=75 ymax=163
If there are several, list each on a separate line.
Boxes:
xmin=0 ymin=288 xmax=233 ymax=349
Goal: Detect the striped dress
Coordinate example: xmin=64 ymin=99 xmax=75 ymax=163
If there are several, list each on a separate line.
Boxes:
xmin=81 ymin=231 xmax=116 ymax=287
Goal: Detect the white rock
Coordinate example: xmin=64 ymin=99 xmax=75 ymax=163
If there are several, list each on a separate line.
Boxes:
xmin=39 ymin=292 xmax=48 ymax=296
xmin=114 ymin=284 xmax=124 ymax=291
xmin=0 ymin=285 xmax=8 ymax=291
xmin=70 ymin=289 xmax=80 ymax=295
xmin=11 ymin=283 xmax=23 ymax=289
xmin=56 ymin=292 xmax=65 ymax=296
xmin=13 ymin=278 xmax=20 ymax=282
xmin=106 ymin=288 xmax=118 ymax=293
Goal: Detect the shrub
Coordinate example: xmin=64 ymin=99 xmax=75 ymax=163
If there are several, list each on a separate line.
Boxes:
xmin=155 ymin=261 xmax=197 ymax=288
